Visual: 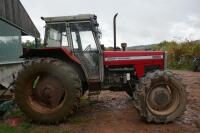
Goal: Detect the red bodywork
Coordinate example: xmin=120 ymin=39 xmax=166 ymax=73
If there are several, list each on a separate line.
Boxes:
xmin=22 ymin=47 xmax=80 ymax=64
xmin=103 ymin=51 xmax=165 ymax=78
xmin=23 ymin=47 xmax=165 ymax=79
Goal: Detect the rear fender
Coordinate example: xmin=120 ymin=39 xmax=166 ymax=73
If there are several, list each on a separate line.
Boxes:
xmin=22 ymin=48 xmax=80 ymax=64
xmin=21 ymin=47 xmax=88 ymax=82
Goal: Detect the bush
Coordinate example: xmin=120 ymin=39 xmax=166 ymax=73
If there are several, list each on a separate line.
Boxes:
xmin=22 ymin=40 xmax=35 ymax=49
xmin=153 ymin=40 xmax=200 ymax=70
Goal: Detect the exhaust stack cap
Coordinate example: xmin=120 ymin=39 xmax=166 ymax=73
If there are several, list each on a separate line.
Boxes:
xmin=121 ymin=43 xmax=127 ymax=51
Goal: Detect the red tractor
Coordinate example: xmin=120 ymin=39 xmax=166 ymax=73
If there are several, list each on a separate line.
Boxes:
xmin=15 ymin=14 xmax=186 ymax=124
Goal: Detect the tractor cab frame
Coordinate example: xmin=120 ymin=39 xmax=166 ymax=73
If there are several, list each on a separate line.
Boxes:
xmin=43 ymin=14 xmax=104 ymax=83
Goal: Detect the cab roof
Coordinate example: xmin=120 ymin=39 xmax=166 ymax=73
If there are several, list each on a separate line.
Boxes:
xmin=42 ymin=14 xmax=97 ymax=23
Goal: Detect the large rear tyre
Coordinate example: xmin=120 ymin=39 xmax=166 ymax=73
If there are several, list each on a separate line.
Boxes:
xmin=15 ymin=58 xmax=81 ymax=124
xmin=134 ymin=70 xmax=186 ymax=123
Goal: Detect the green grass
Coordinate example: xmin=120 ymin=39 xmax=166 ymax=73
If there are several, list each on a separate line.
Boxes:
xmin=9 ymin=108 xmax=23 ymax=118
xmin=0 ymin=123 xmax=31 ymax=133
xmin=0 ymin=123 xmax=75 ymax=133
xmin=0 ymin=96 xmax=91 ymax=133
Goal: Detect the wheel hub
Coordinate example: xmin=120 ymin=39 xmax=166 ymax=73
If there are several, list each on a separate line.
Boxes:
xmin=148 ymin=86 xmax=171 ymax=111
xmin=29 ymin=74 xmax=66 ymax=112
xmin=41 ymin=85 xmax=55 ymax=99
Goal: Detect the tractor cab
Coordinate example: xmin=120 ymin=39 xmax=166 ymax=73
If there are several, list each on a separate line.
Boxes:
xmin=43 ymin=15 xmax=103 ymax=82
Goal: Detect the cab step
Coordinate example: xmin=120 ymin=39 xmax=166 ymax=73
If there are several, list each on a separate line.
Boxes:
xmin=88 ymin=90 xmax=101 ymax=101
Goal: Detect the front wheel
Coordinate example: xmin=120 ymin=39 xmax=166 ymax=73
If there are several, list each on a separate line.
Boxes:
xmin=193 ymin=64 xmax=200 ymax=72
xmin=134 ymin=70 xmax=186 ymax=123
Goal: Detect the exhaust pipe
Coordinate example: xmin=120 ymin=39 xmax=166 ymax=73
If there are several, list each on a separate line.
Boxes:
xmin=113 ymin=13 xmax=118 ymax=51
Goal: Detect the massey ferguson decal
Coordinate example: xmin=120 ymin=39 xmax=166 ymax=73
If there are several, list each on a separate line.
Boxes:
xmin=103 ymin=51 xmax=165 ymax=69
xmin=104 ymin=55 xmax=163 ymax=61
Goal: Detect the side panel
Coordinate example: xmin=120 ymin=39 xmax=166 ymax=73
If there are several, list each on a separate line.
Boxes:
xmin=0 ymin=19 xmax=22 ymax=62
xmin=0 ymin=62 xmax=23 ymax=88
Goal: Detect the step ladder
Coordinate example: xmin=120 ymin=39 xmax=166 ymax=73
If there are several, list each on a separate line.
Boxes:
xmin=88 ymin=90 xmax=101 ymax=101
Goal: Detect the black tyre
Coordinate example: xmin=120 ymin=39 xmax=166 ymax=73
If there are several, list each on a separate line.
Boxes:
xmin=193 ymin=64 xmax=200 ymax=72
xmin=134 ymin=70 xmax=186 ymax=123
xmin=15 ymin=58 xmax=81 ymax=124
xmin=126 ymin=82 xmax=136 ymax=98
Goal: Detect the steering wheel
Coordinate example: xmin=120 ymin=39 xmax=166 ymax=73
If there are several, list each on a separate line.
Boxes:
xmin=81 ymin=44 xmax=91 ymax=54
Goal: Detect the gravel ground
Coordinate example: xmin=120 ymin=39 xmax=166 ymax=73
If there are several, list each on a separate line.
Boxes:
xmin=1 ymin=70 xmax=200 ymax=133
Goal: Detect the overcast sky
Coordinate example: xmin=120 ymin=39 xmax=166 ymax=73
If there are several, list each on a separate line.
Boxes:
xmin=21 ymin=0 xmax=200 ymax=47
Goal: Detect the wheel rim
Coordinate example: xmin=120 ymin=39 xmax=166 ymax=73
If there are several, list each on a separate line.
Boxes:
xmin=146 ymin=83 xmax=180 ymax=116
xmin=26 ymin=73 xmax=66 ymax=114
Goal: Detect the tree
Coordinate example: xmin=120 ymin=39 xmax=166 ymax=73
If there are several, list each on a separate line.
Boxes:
xmin=22 ymin=40 xmax=35 ymax=48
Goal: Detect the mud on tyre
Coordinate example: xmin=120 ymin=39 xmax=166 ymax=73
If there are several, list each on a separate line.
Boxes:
xmin=15 ymin=58 xmax=81 ymax=124
xmin=134 ymin=70 xmax=186 ymax=123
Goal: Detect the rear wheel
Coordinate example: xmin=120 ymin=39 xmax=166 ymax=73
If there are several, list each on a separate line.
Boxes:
xmin=134 ymin=70 xmax=186 ymax=123
xmin=15 ymin=58 xmax=81 ymax=124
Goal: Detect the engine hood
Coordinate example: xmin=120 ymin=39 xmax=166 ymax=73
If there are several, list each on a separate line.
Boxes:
xmin=103 ymin=51 xmax=165 ymax=65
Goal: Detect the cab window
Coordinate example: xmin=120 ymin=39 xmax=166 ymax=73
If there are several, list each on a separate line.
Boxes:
xmin=70 ymin=22 xmax=97 ymax=52
xmin=46 ymin=23 xmax=68 ymax=47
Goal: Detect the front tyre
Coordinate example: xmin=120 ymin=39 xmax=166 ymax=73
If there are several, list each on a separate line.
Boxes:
xmin=15 ymin=58 xmax=81 ymax=124
xmin=134 ymin=70 xmax=186 ymax=123
xmin=193 ymin=64 xmax=200 ymax=72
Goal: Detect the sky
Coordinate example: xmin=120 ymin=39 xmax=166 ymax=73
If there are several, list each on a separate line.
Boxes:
xmin=21 ymin=0 xmax=200 ymax=47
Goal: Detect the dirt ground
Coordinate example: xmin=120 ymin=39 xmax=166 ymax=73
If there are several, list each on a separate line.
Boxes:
xmin=1 ymin=70 xmax=200 ymax=133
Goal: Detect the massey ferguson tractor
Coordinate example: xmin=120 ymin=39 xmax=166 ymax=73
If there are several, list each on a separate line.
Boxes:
xmin=15 ymin=14 xmax=186 ymax=124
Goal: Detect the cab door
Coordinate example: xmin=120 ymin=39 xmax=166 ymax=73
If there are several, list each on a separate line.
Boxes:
xmin=68 ymin=22 xmax=102 ymax=81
